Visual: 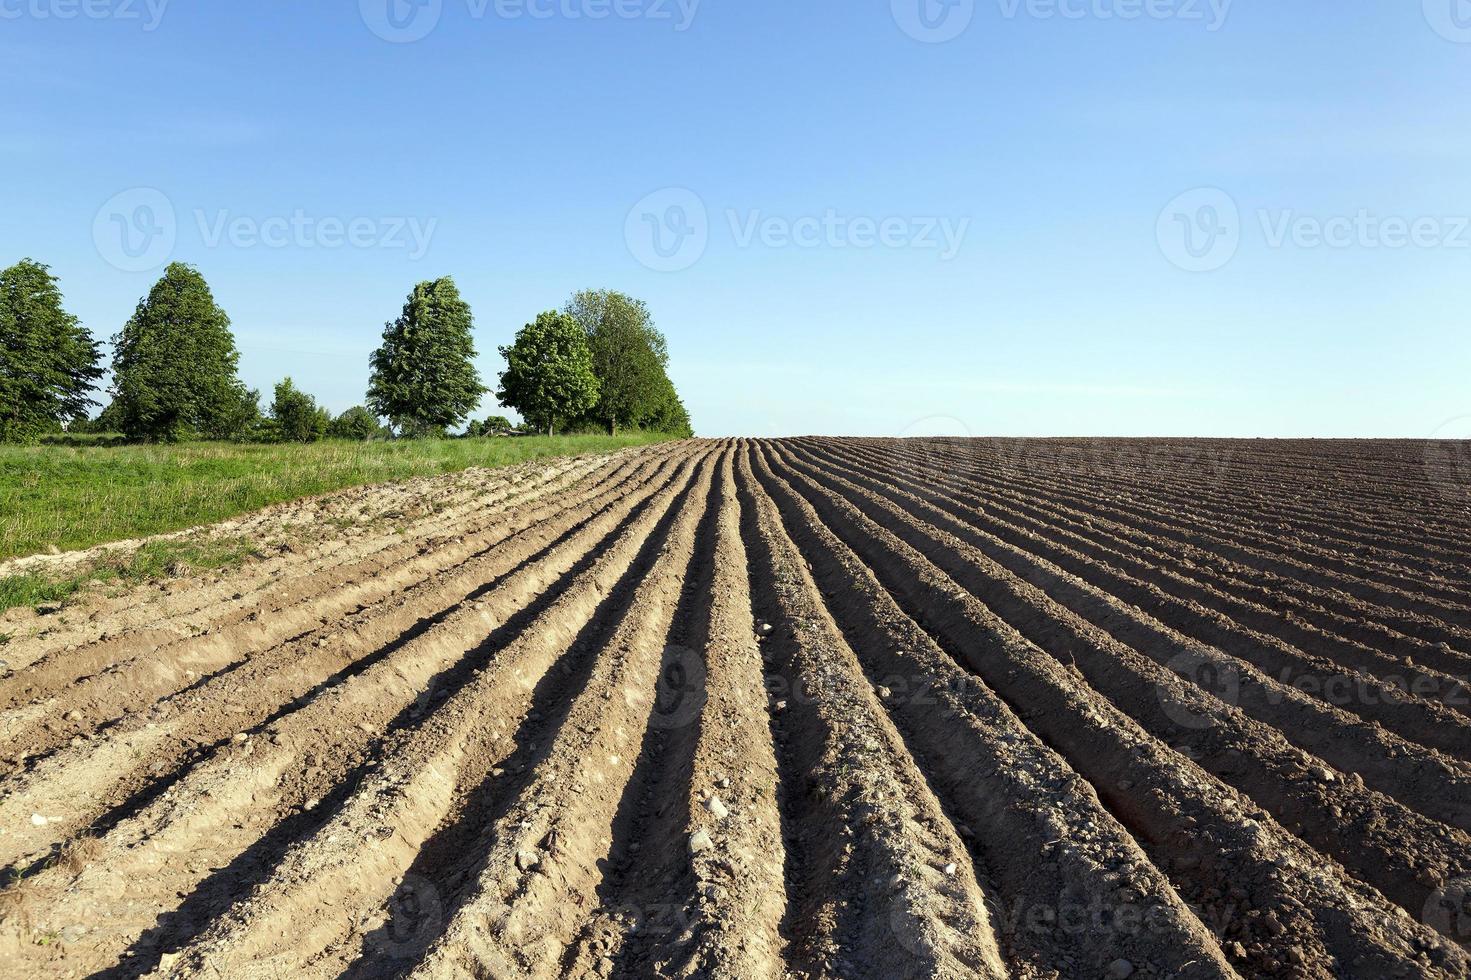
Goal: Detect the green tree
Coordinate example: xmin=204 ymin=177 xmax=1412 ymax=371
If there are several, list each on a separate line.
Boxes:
xmin=111 ymin=263 xmax=246 ymax=442
xmin=329 ymin=405 xmax=384 ymax=440
xmin=270 ymin=378 xmax=330 ymax=443
xmin=465 ymin=415 xmax=513 ymax=437
xmin=77 ymin=398 xmax=125 ymax=435
xmin=368 ymin=278 xmax=486 ymax=438
xmin=0 ymin=260 xmax=104 ymax=443
xmin=564 ymin=289 xmax=670 ymax=435
xmin=643 ymin=374 xmax=694 ymax=438
xmin=496 ymin=311 xmax=600 ymax=437
xmin=207 ymin=386 xmax=262 ymax=442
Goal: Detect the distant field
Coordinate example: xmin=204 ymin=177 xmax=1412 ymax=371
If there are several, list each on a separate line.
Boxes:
xmin=0 ymin=432 xmax=675 ymax=564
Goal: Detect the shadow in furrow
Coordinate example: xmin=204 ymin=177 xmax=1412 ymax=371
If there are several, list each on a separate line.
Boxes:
xmin=731 ymin=443 xmax=860 ymax=976
xmin=100 ymin=474 xmax=678 ymax=979
xmin=576 ymin=465 xmax=721 ymax=977
xmin=342 ymin=467 xmax=705 ymax=980
xmin=75 ymin=471 xmax=667 ymax=854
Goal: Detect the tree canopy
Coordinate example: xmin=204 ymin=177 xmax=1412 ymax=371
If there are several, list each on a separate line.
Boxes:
xmin=496 ymin=311 xmax=601 ymax=437
xmin=0 ymin=260 xmax=104 ymax=443
xmin=564 ymin=289 xmax=672 ymax=435
xmin=329 ymin=405 xmax=385 ymax=441
xmin=111 ymin=263 xmax=247 ymax=442
xmin=367 ymin=277 xmax=485 ymax=437
xmin=271 ymin=377 xmax=331 ymax=443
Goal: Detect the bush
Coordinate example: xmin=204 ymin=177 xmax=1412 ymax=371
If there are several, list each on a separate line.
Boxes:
xmin=466 ymin=415 xmax=514 ymax=437
xmin=270 ymin=378 xmax=330 ymax=443
xmin=329 ymin=406 xmax=385 ymax=441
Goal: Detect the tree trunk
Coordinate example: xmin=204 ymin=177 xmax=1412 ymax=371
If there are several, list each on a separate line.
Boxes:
xmin=547 ymin=423 xmax=554 ymax=437
xmin=607 ymin=419 xmax=616 ymax=436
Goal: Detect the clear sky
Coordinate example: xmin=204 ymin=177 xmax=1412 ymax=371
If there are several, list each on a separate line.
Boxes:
xmin=3 ymin=1 xmax=1469 ymax=438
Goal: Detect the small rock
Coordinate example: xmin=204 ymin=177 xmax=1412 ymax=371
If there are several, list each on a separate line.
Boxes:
xmin=232 ymin=733 xmax=249 ymax=744
xmin=943 ymin=862 xmax=957 ymax=876
xmin=718 ymin=777 xmax=730 ymax=789
xmin=689 ymin=829 xmax=714 ymax=854
xmin=63 ymin=710 xmax=82 ymax=722
xmin=30 ymin=813 xmax=48 ymax=827
xmin=758 ymin=622 xmax=773 ymax=634
xmin=516 ymin=849 xmax=540 ymax=872
xmin=705 ymin=795 xmax=729 ymax=819
xmin=1310 ymin=765 xmax=1336 ymax=783
xmin=1107 ymin=959 xmax=1135 ymax=979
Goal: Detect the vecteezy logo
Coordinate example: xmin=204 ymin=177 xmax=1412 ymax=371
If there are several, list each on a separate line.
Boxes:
xmin=1423 ymin=417 xmax=1471 ymax=502
xmin=93 ymin=188 xmax=177 ymax=273
xmin=1425 ymin=0 xmax=1471 ymax=42
xmin=648 ymin=644 xmax=707 ymax=730
xmin=625 ymin=188 xmax=709 ymax=272
xmin=1159 ymin=650 xmax=1239 ymax=730
xmin=888 ymin=415 xmax=972 ymax=501
xmin=1424 ymin=876 xmax=1471 ymax=940
xmin=360 ymin=0 xmax=442 ymax=42
xmin=1157 ymin=187 xmax=1240 ymax=272
xmin=892 ymin=0 xmax=975 ymax=42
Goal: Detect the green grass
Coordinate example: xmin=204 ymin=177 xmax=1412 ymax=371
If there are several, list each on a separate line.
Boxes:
xmin=0 ymin=538 xmax=265 ymax=614
xmin=0 ymin=433 xmax=676 ymax=565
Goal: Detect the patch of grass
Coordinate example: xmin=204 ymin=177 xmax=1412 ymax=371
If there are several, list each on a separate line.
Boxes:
xmin=0 ymin=432 xmax=677 ymax=564
xmin=0 ymin=537 xmax=263 ymax=614
xmin=0 ymin=575 xmax=81 ymax=611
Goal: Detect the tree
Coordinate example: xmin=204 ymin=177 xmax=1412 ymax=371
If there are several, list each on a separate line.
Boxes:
xmin=329 ymin=405 xmax=384 ymax=441
xmin=76 ymin=398 xmax=125 ymax=435
xmin=643 ymin=374 xmax=694 ymax=438
xmin=207 ymin=386 xmax=262 ymax=442
xmin=496 ymin=311 xmax=600 ymax=437
xmin=0 ymin=260 xmax=104 ymax=443
xmin=271 ymin=378 xmax=330 ymax=443
xmin=564 ymin=289 xmax=670 ymax=435
xmin=465 ymin=415 xmax=513 ymax=437
xmin=111 ymin=263 xmax=245 ymax=442
xmin=368 ymin=278 xmax=486 ymax=438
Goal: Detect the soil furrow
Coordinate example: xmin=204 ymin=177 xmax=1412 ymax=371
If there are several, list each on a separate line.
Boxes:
xmin=801 ymin=440 xmax=1471 ymax=753
xmin=757 ymin=441 xmax=1471 ymax=975
xmin=744 ymin=445 xmax=1236 ymax=980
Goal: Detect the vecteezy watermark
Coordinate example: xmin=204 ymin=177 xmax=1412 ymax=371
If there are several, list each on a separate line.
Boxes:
xmin=880 ymin=416 xmax=974 ymax=501
xmin=648 ymin=643 xmax=707 ymax=730
xmin=359 ymin=0 xmax=699 ymax=42
xmin=93 ymin=188 xmax=177 ymax=273
xmin=892 ymin=0 xmax=976 ymax=43
xmin=997 ymin=0 xmax=1231 ymax=29
xmin=1156 ymin=188 xmax=1241 ymax=273
xmin=625 ymin=188 xmax=971 ymax=271
xmin=1424 ymin=0 xmax=1471 ymax=43
xmin=1158 ymin=188 xmax=1471 ymax=271
xmin=1158 ymin=650 xmax=1239 ymax=730
xmin=195 ymin=210 xmax=437 ymax=260
xmin=1422 ymin=417 xmax=1471 ymax=502
xmin=93 ymin=188 xmax=438 ymax=271
xmin=892 ymin=0 xmax=1230 ymax=42
xmin=625 ymin=188 xmax=709 ymax=273
xmin=1424 ymin=876 xmax=1471 ymax=940
xmin=0 ymin=0 xmax=169 ymax=30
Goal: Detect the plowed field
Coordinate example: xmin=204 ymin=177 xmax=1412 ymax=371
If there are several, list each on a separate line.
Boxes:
xmin=3 ymin=438 xmax=1470 ymax=979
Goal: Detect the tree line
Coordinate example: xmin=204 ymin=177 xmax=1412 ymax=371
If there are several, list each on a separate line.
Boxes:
xmin=0 ymin=259 xmax=692 ymax=444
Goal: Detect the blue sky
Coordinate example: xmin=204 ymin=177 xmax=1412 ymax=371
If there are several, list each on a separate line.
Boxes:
xmin=3 ymin=0 xmax=1469 ymax=438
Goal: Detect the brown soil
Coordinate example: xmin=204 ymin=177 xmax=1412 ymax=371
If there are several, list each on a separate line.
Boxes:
xmin=2 ymin=438 xmax=1468 ymax=979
